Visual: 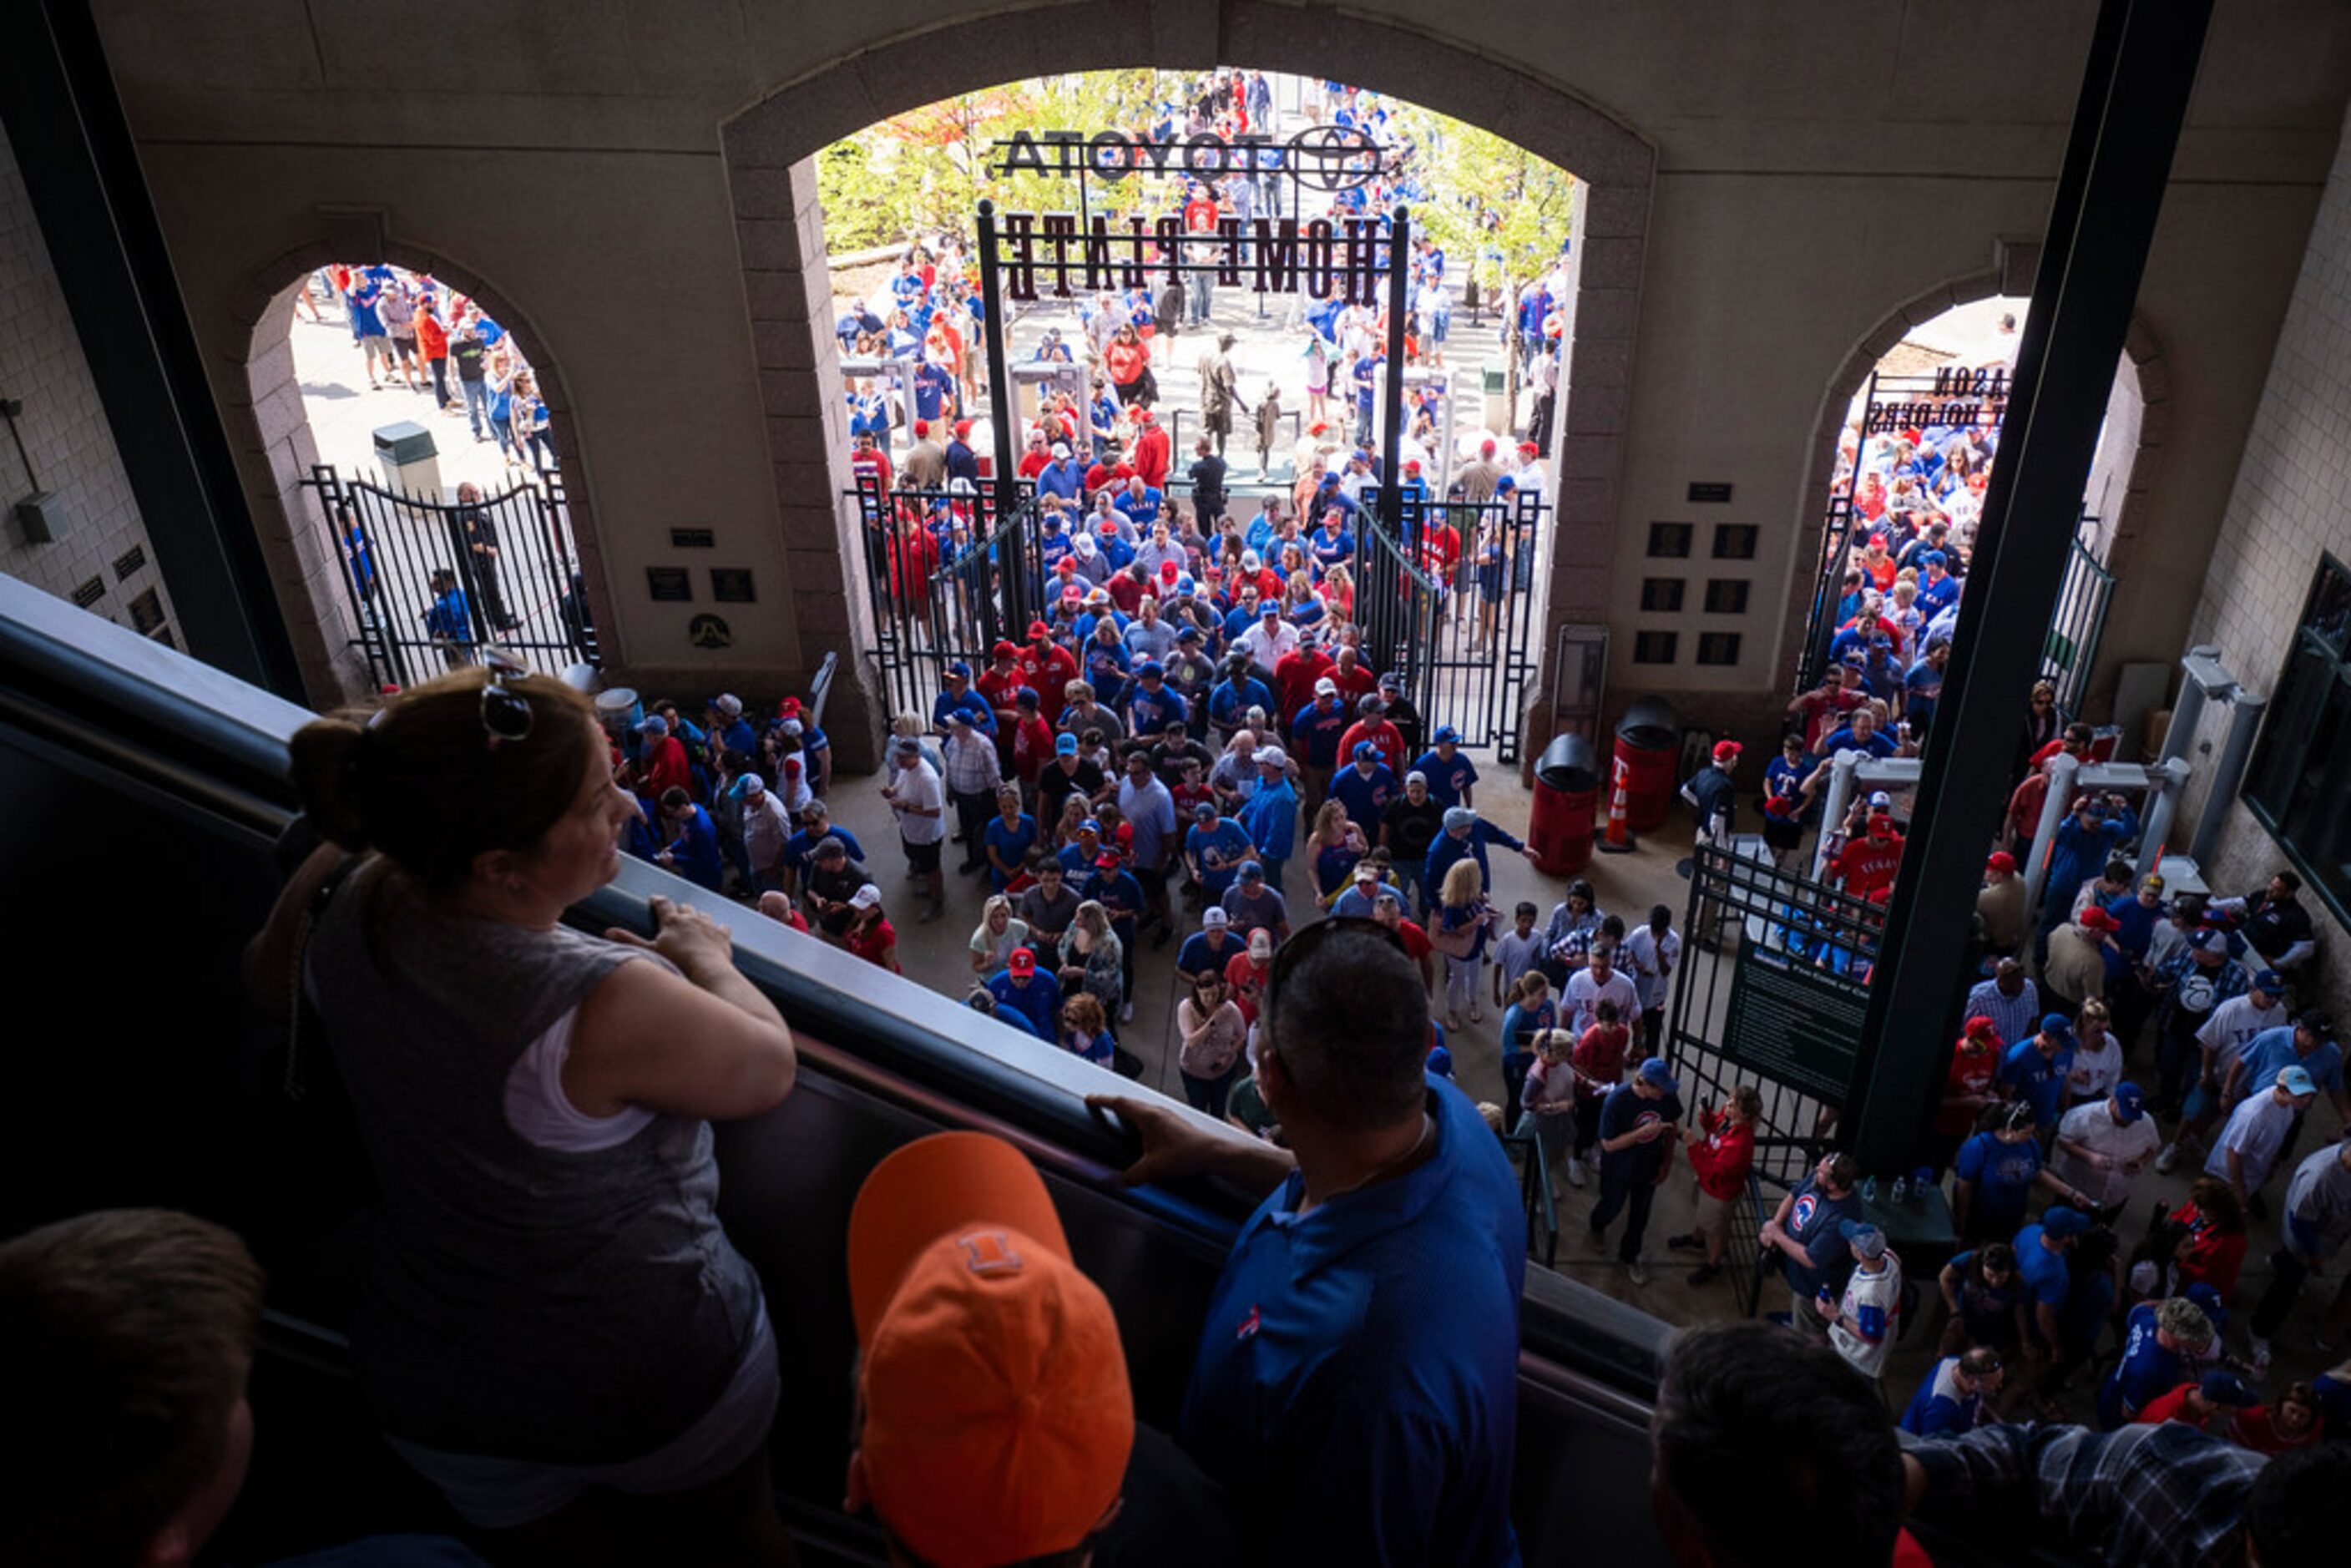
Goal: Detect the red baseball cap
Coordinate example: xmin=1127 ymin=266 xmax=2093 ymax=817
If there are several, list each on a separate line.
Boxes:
xmin=1006 ymin=947 xmax=1035 ymax=975
xmin=953 ymin=419 xmax=973 ymax=439
xmin=1028 ymin=620 xmax=1052 ymax=639
xmin=1964 ymin=1015 xmax=2000 ymax=1040
xmin=849 ymin=1134 xmax=1131 ymax=1568
xmin=1712 ymin=740 xmax=1742 ymax=763
xmin=1868 ymin=811 xmax=1895 ymax=835
xmin=1986 ymin=851 xmax=2018 ymax=873
xmin=913 ymin=418 xmax=928 ymax=437
xmin=2080 ymin=906 xmax=2121 ymax=932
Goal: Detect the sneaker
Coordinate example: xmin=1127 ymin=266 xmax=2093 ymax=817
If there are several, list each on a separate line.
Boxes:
xmin=2250 ymin=1335 xmax=2273 ymax=1373
xmin=1565 ymin=1156 xmax=1588 ymax=1189
xmin=2154 ymin=1142 xmax=2181 ymax=1176
xmin=1625 ymin=1259 xmax=1651 ymax=1287
xmin=1119 ymin=1003 xmax=1134 ymax=1024
xmin=1585 ymin=1227 xmax=1609 ymax=1254
xmin=1688 ymin=1263 xmax=1722 ymax=1287
xmin=1667 ymin=1236 xmax=1702 ymax=1252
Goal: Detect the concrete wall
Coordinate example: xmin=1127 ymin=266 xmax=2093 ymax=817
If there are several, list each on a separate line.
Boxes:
xmin=0 ymin=122 xmax=179 ymax=645
xmin=78 ymin=0 xmax=2351 ymax=762
xmin=2182 ymin=95 xmax=2351 ymax=1008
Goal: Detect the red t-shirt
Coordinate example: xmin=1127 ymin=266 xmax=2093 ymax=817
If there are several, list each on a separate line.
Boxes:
xmin=848 ymin=918 xmax=899 ymax=971
xmin=1834 ymin=832 xmax=1905 ymax=899
xmin=2134 ymin=1383 xmax=2209 ymax=1427
xmin=1393 ymin=918 xmax=1432 ymax=964
xmin=2169 ymin=1201 xmax=2248 ymax=1299
xmin=1572 ymin=1023 xmax=1630 ymax=1101
xmin=2228 ymin=1403 xmax=2322 ymax=1455
xmin=1938 ymin=1040 xmax=2001 ymax=1138
xmin=1225 ymin=951 xmax=1271 ymax=1024
xmin=1009 ymin=716 xmax=1056 ymax=784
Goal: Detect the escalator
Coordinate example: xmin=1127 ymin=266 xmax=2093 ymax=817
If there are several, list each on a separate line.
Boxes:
xmin=0 ymin=571 xmax=1671 ymax=1564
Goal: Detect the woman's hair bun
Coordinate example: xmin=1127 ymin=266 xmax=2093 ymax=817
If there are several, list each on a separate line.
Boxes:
xmin=288 ymin=718 xmax=374 ymax=851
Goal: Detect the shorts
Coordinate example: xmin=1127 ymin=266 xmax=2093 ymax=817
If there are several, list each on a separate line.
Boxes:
xmin=1762 ymin=817 xmax=1803 ymax=852
xmin=389 ymin=1306 xmax=778 ymax=1530
xmin=392 ymin=332 xmax=419 ymax=362
xmin=361 ymin=334 xmax=396 ymax=366
xmin=902 ymin=837 xmax=942 ymax=874
xmin=1694 ymin=1187 xmax=1733 ymax=1239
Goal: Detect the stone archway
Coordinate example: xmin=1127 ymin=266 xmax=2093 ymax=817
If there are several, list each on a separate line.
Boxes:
xmin=715 ymin=4 xmax=1660 ymax=765
xmin=215 ymin=220 xmax=615 ymax=705
xmin=1777 ymin=241 xmax=2169 ymax=695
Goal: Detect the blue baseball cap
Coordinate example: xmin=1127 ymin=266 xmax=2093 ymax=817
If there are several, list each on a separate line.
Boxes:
xmin=2198 ymin=1371 xmax=2254 ymax=1406
xmin=2186 ymin=1282 xmax=2227 ymax=1322
xmin=2113 ymin=1083 xmax=2146 ymax=1123
xmin=1638 ymin=1057 xmax=1680 ymax=1095
xmin=1352 ymin=741 xmax=1378 ymax=760
xmin=2187 ymin=928 xmax=2224 ymax=953
xmin=1838 ymin=1220 xmax=1888 ymax=1260
xmin=1426 ymin=1045 xmax=1454 ymax=1079
xmin=1055 ymin=731 xmax=1079 ymax=756
xmin=1238 ymin=859 xmax=1264 ymax=880
xmin=1919 ymin=550 xmax=1946 ymax=566
xmin=1016 ymin=685 xmax=1040 ymax=707
xmin=1137 ymin=660 xmax=1164 ymax=677
xmin=1177 ymin=625 xmax=1203 ymax=642
xmin=1079 ymin=817 xmax=1101 ymax=834
xmin=2040 ymin=1013 xmax=2075 ymax=1042
xmin=2040 ymin=1206 xmax=2092 ymax=1237
xmin=944 ymin=659 xmax=971 ymax=676
xmin=1175 ymin=574 xmax=1196 ymax=594
xmin=1433 ymin=725 xmax=1462 ymax=745
xmin=2253 ymin=969 xmax=2286 ymax=994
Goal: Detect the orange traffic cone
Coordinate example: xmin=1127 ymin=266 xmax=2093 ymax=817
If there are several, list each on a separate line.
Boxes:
xmin=1597 ymin=757 xmax=1636 ymax=854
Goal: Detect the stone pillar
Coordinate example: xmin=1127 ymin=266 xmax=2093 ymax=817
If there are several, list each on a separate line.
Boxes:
xmin=722 ymin=142 xmax=885 ymax=771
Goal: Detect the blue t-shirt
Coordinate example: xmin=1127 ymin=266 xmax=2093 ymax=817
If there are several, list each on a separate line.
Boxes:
xmin=1181 ymin=1077 xmax=1522 ymax=1565
xmin=1328 ymin=762 xmax=1398 ymax=837
xmin=1597 ymin=1084 xmax=1683 ymax=1181
xmin=982 ymin=813 xmax=1040 ymax=890
xmin=1210 ymin=676 xmax=1274 ymax=730
xmin=2011 ymin=1227 xmax=2072 ymax=1322
xmin=1900 ymin=1358 xmax=1989 ymax=1439
xmin=1777 ymin=1176 xmax=1863 ymax=1297
xmin=1412 ymin=748 xmax=1479 ymax=810
xmin=933 ymin=686 xmax=997 ymax=736
xmin=1187 ymin=818 xmax=1254 ymax=898
xmin=1954 ymin=1132 xmax=2044 ymax=1237
xmin=662 ymin=806 xmax=725 ymax=892
xmin=1130 ymin=684 xmax=1189 ymax=736
xmin=2000 ymin=1040 xmax=2074 ymax=1130
xmin=986 ymin=970 xmax=1061 ymax=1039
xmin=2099 ymin=1303 xmax=2184 ymax=1428
xmin=1176 ymin=930 xmax=1246 ymax=981
xmin=2235 ymin=1028 xmax=2343 ymax=1097
xmin=1291 ymin=700 xmax=1352 ymax=767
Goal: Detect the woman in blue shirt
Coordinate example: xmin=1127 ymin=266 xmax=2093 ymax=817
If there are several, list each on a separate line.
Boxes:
xmin=981 ymin=787 xmax=1039 ymax=893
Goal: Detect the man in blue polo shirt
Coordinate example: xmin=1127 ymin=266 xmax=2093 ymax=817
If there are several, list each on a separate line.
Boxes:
xmin=930 ymin=660 xmax=996 ymax=736
xmin=1328 ymin=741 xmax=1398 ymax=840
xmin=2001 ymin=1014 xmax=2077 ymax=1130
xmin=1088 ymin=923 xmax=1523 ymax=1565
xmin=1186 ymin=800 xmax=1253 ymax=906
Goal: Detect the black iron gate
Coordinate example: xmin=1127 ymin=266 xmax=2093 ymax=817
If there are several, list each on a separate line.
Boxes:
xmin=305 ymin=464 xmax=597 ymax=688
xmin=1391 ymin=491 xmax=1545 ymax=763
xmin=852 ymin=473 xmax=1035 ymax=724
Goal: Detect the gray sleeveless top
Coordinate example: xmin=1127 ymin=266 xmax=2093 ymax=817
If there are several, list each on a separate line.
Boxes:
xmin=307 ymin=857 xmax=765 ymax=1463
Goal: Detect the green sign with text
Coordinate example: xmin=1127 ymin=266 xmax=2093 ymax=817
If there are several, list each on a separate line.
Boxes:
xmin=1719 ymin=946 xmax=1867 ymax=1104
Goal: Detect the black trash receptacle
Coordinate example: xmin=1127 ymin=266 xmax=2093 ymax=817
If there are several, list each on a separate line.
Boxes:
xmin=1529 ymin=731 xmax=1602 ymax=875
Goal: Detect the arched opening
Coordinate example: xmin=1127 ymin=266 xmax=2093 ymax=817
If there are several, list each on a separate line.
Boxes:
xmin=716 ymin=10 xmax=1658 ymax=769
xmin=810 ymin=68 xmax=1580 ymax=761
xmin=1787 ymin=283 xmax=2159 ymax=732
xmin=222 ymin=242 xmax=615 ymax=704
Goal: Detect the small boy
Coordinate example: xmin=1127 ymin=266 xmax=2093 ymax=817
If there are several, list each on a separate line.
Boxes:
xmin=1492 ymin=901 xmax=1545 ymax=1009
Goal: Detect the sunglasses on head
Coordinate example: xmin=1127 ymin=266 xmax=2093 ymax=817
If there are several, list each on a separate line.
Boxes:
xmin=1261 ymin=915 xmax=1405 ymax=1048
xmin=479 ymin=646 xmax=533 ymax=748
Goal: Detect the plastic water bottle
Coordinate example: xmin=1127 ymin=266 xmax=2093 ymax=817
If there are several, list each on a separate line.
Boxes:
xmin=1891 ymin=1174 xmax=1910 ymax=1206
xmin=1861 ymin=1174 xmax=1878 ymax=1204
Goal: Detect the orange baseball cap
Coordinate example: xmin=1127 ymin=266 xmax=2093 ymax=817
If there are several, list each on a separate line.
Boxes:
xmin=848 ymin=1133 xmax=1132 ymax=1568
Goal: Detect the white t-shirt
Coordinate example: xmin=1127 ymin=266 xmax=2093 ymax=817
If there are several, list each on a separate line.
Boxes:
xmin=2197 ymin=993 xmax=2285 ymax=1066
xmin=2207 ymin=1090 xmax=2301 ymax=1191
xmin=1564 ymin=969 xmax=1641 ymax=1038
xmin=2067 ymin=1034 xmax=2125 ymax=1104
xmin=2055 ymin=1100 xmax=2160 ymax=1208
xmin=1621 ymin=927 xmax=1682 ymax=1014
xmin=891 ymin=758 xmax=948 ymax=845
xmin=1830 ymin=1252 xmax=1903 ymax=1380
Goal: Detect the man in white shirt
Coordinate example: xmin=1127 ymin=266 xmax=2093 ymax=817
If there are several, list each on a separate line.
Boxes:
xmin=1814 ymin=1222 xmax=1901 ymax=1382
xmin=1234 ymin=601 xmax=1298 ymax=671
xmin=881 ymin=736 xmax=948 ymax=923
xmin=2206 ymin=1066 xmax=2320 ymax=1207
xmin=1620 ymin=905 xmax=1681 ymax=1055
xmin=1564 ymin=943 xmax=1641 ymax=1039
xmin=2055 ymin=1083 xmax=2159 ymax=1222
xmin=2162 ymin=969 xmax=2291 ymax=1171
